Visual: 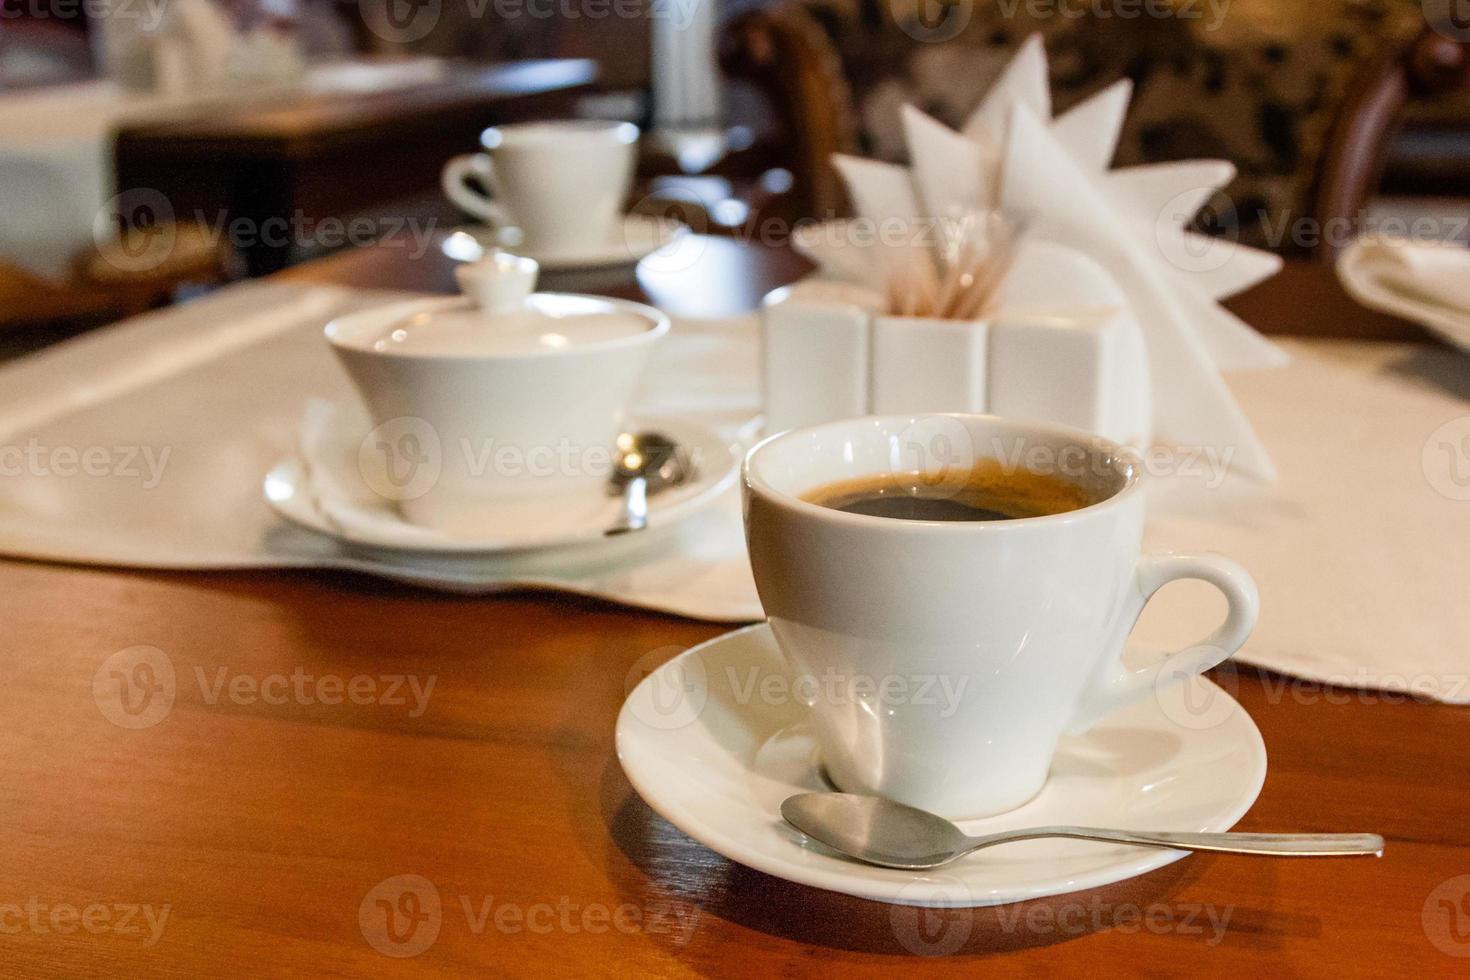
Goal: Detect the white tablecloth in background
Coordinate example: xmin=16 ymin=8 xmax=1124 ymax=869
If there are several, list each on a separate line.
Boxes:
xmin=0 ymin=59 xmax=447 ymax=281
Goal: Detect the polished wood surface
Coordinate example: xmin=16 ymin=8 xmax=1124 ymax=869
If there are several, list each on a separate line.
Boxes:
xmin=115 ymin=60 xmax=598 ymax=157
xmin=2 ymin=238 xmax=1464 ymax=974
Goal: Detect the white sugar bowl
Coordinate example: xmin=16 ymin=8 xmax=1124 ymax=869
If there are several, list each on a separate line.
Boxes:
xmin=325 ymin=253 xmax=670 ymax=532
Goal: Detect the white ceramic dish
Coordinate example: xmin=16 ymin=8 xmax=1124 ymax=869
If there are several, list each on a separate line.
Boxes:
xmin=441 ymin=215 xmax=685 ymax=271
xmin=616 ymin=623 xmax=1268 ymax=907
xmin=324 ymin=272 xmax=670 ymax=531
xmin=264 ymin=409 xmax=738 ymax=555
xmin=441 ymin=120 xmax=639 ymax=254
xmin=742 ymin=413 xmax=1259 ymax=818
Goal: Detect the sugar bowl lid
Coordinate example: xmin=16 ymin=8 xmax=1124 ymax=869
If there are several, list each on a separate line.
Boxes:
xmin=343 ymin=252 xmax=665 ymax=358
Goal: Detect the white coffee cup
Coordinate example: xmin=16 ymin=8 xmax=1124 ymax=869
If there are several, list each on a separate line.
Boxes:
xmin=441 ymin=120 xmax=639 ymax=254
xmin=324 ymin=254 xmax=668 ymax=533
xmin=742 ymin=414 xmax=1259 ymax=819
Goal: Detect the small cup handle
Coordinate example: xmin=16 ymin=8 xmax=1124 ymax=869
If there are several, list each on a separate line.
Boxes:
xmin=441 ymin=153 xmax=510 ymax=226
xmin=1066 ymin=553 xmax=1259 ymax=735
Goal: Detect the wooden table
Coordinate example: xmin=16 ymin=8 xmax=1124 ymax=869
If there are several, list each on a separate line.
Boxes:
xmin=114 ymin=59 xmax=597 ymax=276
xmin=2 ymin=237 xmax=1464 ymax=975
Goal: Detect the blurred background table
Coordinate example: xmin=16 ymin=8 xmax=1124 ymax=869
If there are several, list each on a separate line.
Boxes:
xmin=114 ymin=58 xmax=597 ymax=276
xmin=0 ymin=56 xmax=598 ymax=342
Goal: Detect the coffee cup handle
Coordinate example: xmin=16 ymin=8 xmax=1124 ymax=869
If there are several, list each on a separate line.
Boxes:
xmin=1065 ymin=553 xmax=1259 ymax=735
xmin=442 ymin=153 xmax=510 ymax=226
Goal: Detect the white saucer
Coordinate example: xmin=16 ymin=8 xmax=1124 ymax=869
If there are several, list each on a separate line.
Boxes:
xmin=264 ymin=410 xmax=738 ymax=555
xmin=616 ymin=624 xmax=1267 ymax=907
xmin=441 ymin=215 xmax=686 ymax=271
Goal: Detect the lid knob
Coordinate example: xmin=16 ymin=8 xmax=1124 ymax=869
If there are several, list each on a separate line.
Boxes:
xmin=453 ymin=252 xmax=539 ymax=316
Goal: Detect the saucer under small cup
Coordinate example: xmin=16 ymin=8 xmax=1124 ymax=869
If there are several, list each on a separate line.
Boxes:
xmin=442 ymin=215 xmax=685 ymax=271
xmin=263 ymin=406 xmax=739 ymax=554
xmin=616 ymin=623 xmax=1267 ymax=907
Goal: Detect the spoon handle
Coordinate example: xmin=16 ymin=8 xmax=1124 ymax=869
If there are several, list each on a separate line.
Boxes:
xmin=606 ymin=476 xmax=648 ymax=536
xmin=975 ymin=827 xmax=1384 ymax=857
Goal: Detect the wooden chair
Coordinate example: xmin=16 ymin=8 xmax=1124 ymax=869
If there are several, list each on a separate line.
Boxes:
xmin=718 ymin=0 xmax=858 ymax=224
xmin=1308 ymin=26 xmax=1470 ymax=259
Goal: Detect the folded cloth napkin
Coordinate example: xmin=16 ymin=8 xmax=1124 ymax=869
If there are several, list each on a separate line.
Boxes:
xmin=1337 ymin=235 xmax=1470 ymax=351
xmin=810 ymin=34 xmax=1287 ymax=482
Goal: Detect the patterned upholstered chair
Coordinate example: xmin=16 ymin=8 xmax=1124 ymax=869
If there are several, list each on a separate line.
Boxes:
xmin=719 ymin=0 xmax=1470 ymax=256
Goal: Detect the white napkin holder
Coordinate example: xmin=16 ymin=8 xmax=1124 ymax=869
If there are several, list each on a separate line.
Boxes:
xmin=762 ymin=239 xmax=1151 ymax=447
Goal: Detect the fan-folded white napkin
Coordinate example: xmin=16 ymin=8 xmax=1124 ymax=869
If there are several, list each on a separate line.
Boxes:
xmin=803 ymin=34 xmax=1288 ymax=481
xmin=1337 ymin=235 xmax=1470 ymax=351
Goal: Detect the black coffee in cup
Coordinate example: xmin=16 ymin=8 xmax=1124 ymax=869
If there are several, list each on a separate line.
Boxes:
xmin=802 ymin=460 xmax=1094 ymax=522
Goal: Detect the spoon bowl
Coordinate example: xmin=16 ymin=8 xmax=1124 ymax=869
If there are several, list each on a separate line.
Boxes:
xmin=605 ymin=431 xmax=693 ymax=535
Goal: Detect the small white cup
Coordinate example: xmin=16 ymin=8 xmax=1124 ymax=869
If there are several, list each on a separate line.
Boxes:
xmin=742 ymin=414 xmax=1259 ymax=819
xmin=441 ymin=120 xmax=639 ymax=254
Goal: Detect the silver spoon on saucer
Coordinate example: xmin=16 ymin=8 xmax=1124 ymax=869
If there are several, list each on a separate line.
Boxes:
xmin=781 ymin=792 xmax=1384 ymax=870
xmin=605 ymin=431 xmax=692 ymax=536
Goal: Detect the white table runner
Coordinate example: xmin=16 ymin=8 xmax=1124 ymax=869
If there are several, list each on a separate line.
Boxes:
xmin=0 ymin=280 xmax=763 ymax=621
xmin=1140 ymin=340 xmax=1470 ymax=703
xmin=0 ymin=281 xmax=1465 ymax=701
